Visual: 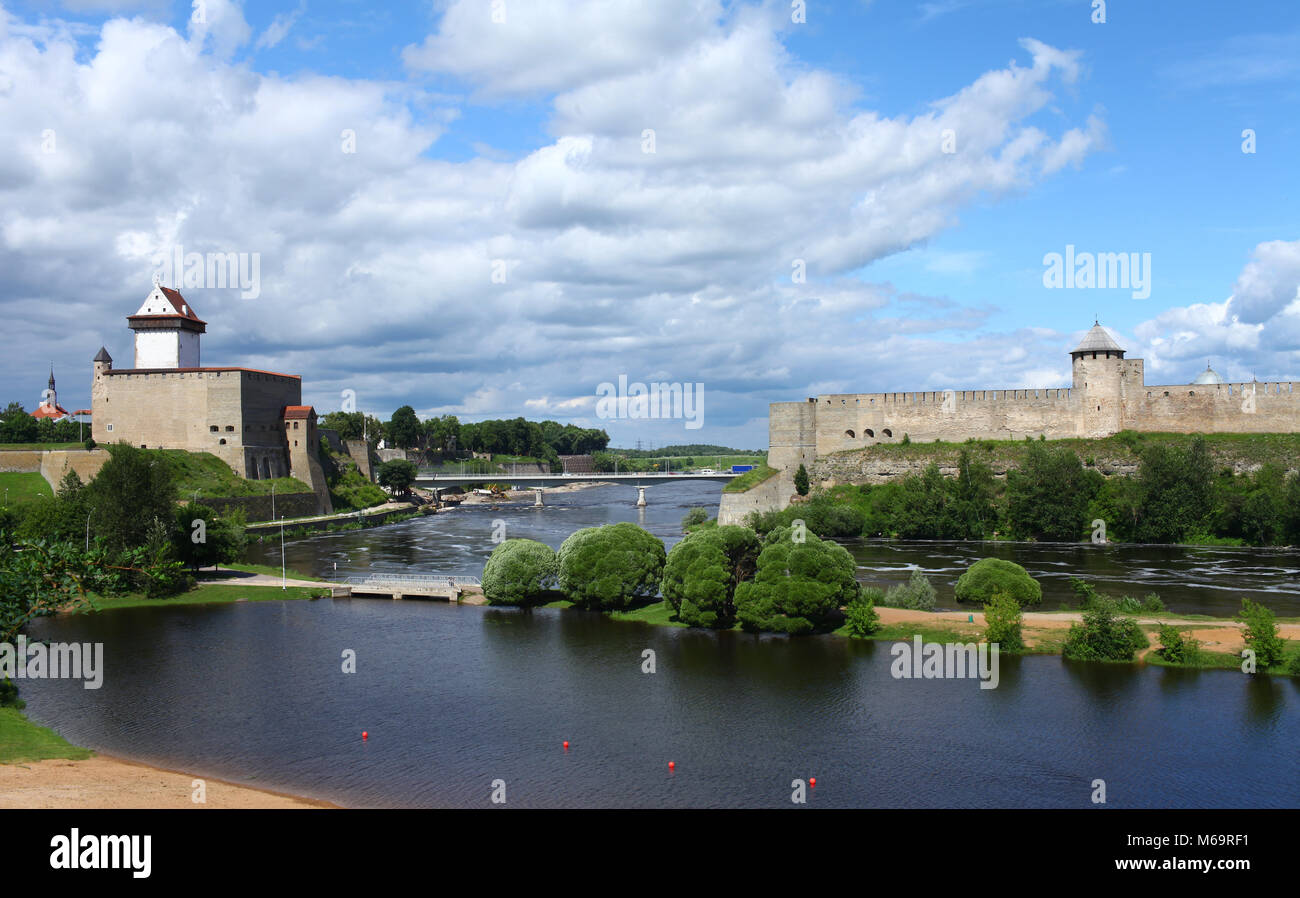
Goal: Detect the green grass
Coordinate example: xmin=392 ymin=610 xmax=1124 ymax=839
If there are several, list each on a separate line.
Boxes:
xmin=541 ymin=599 xmax=575 ymax=609
xmin=833 ymin=621 xmax=978 ymax=644
xmin=158 ymin=449 xmax=311 ymax=498
xmin=722 ymin=464 xmax=779 ymax=493
xmin=0 ymin=707 xmax=93 ymax=764
xmin=93 ymin=582 xmax=329 ymax=611
xmin=0 ymin=471 xmax=53 ymax=504
xmin=607 ymin=600 xmax=688 ymax=627
xmin=195 ymin=562 xmax=323 ymax=581
xmin=0 ymin=442 xmax=83 ymax=451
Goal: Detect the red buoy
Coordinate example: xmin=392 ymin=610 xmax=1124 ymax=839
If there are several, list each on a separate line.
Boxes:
xmin=563 ymin=741 xmax=569 ymax=750
xmin=668 ymin=761 xmax=675 ymax=770
xmin=809 ymin=777 xmax=816 ymax=787
xmin=362 ymin=731 xmax=368 ymax=741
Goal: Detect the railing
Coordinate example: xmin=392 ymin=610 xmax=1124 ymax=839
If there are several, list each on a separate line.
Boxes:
xmin=343 ymin=574 xmax=482 ymax=588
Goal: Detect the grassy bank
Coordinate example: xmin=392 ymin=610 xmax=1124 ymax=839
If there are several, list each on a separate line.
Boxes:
xmin=0 ymin=471 xmax=53 ymax=504
xmin=93 ymin=583 xmax=330 ymax=611
xmin=160 ymin=449 xmax=311 ymax=498
xmin=722 ymin=464 xmax=779 ymax=493
xmin=0 ymin=707 xmax=92 ymax=764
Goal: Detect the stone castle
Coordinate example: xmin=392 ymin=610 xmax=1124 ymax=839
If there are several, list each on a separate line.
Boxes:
xmin=90 ymin=286 xmax=332 ymax=513
xmin=718 ymin=323 xmax=1300 ymax=523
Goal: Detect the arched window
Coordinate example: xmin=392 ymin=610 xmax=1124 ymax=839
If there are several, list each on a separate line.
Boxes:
xmin=864 ymin=429 xmax=875 ymax=438
xmin=845 ymin=430 xmax=855 ymax=439
xmin=219 ymin=438 xmax=226 ymax=445
xmin=882 ymin=428 xmax=893 ymax=438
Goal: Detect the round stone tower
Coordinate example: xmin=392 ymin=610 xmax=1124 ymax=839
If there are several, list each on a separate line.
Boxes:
xmin=1071 ymin=322 xmax=1126 ymax=437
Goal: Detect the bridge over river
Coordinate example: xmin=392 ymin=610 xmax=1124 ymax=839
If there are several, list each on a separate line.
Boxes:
xmin=414 ymin=470 xmax=739 ymax=506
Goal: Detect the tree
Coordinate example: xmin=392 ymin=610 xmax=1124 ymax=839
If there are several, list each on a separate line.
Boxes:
xmin=983 ymin=591 xmax=1024 ymax=653
xmin=0 ymin=402 xmax=37 ymax=443
xmin=681 ymin=507 xmax=709 ymax=530
xmin=557 ymin=523 xmax=666 ymax=611
xmin=793 ymin=464 xmax=810 ymax=496
xmin=1134 ymin=438 xmax=1213 ymax=543
xmin=83 ymin=444 xmax=178 ymax=553
xmin=482 ymin=539 xmax=557 ymax=606
xmin=1156 ymin=624 xmax=1199 ymax=665
xmin=386 ymin=406 xmax=422 ymax=450
xmin=1006 ymin=444 xmax=1100 ymax=541
xmin=844 ymin=588 xmax=883 ymax=637
xmin=1237 ymin=598 xmax=1286 ymax=669
xmin=377 ymin=459 xmax=418 ymax=496
xmin=881 ymin=567 xmax=937 ymax=610
xmin=1062 ymin=598 xmax=1148 ymax=661
xmin=172 ymin=503 xmax=246 ymax=571
xmin=661 ymin=525 xmax=760 ymax=628
xmin=955 ymin=558 xmax=1042 ymax=607
xmin=734 ymin=526 xmax=859 ymax=634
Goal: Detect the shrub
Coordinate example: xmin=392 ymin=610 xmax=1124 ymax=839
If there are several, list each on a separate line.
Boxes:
xmin=1062 ymin=599 xmax=1149 ymax=661
xmin=1142 ymin=594 xmax=1166 ymax=613
xmin=0 ymin=677 xmax=22 ymax=709
xmin=955 ymin=558 xmax=1042 ymax=607
xmin=1156 ymin=625 xmax=1199 ymax=665
xmin=793 ymin=464 xmax=810 ymax=497
xmin=844 ymin=593 xmax=881 ymax=637
xmin=881 ymin=568 xmax=936 ymax=610
xmin=1117 ymin=595 xmax=1142 ymax=614
xmin=983 ymin=591 xmax=1024 ymax=653
xmin=661 ymin=525 xmax=760 ymax=628
xmin=1288 ymin=652 xmax=1300 ymax=677
xmin=681 ymin=507 xmax=709 ymax=530
xmin=482 ymin=538 xmax=558 ymax=606
xmin=557 ymin=523 xmax=665 ymax=611
xmin=734 ymin=526 xmax=859 ymax=634
xmin=1237 ymin=598 xmax=1286 ymax=669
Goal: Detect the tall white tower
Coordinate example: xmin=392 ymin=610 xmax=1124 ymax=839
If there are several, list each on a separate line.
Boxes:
xmin=128 ymin=285 xmax=205 ymax=369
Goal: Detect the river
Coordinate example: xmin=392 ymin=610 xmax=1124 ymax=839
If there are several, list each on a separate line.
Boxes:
xmin=18 ymin=481 xmax=1300 ymax=808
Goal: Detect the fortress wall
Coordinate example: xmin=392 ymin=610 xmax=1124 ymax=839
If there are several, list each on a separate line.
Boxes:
xmin=813 ymin=389 xmax=1077 ymax=454
xmin=40 ymin=449 xmax=108 ymax=490
xmin=93 ymin=371 xmax=211 ymax=449
xmin=1124 ymin=382 xmax=1300 ymax=433
xmin=717 ymin=468 xmax=791 ymax=526
xmin=768 ymin=400 xmax=817 ymax=473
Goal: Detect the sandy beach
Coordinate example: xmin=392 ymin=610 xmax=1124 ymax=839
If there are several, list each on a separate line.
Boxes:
xmin=0 ymin=755 xmax=334 ymax=809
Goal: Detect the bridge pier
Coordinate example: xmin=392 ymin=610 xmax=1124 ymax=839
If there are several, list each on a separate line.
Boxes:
xmin=636 ymin=486 xmax=647 ymax=507
xmin=534 ymin=488 xmax=544 ymax=507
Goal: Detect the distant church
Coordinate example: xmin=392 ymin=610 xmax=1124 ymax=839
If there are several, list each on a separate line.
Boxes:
xmin=91 ymin=286 xmax=332 ymax=513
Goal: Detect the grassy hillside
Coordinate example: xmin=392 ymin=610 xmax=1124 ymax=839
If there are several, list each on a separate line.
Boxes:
xmin=158 ymin=450 xmax=311 ymax=497
xmin=0 ymin=708 xmax=93 ymax=763
xmin=723 ymin=464 xmax=779 ymax=492
xmin=0 ymin=471 xmax=53 ymax=504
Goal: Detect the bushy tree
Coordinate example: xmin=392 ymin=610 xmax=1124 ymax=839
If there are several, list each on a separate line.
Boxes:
xmin=83 ymin=444 xmax=178 ymax=553
xmin=734 ymin=526 xmax=859 ymax=635
xmin=955 ymin=558 xmax=1042 ymax=607
xmin=881 ymin=567 xmax=937 ymax=610
xmin=482 ymin=539 xmax=558 ymax=606
xmin=983 ymin=591 xmax=1024 ymax=653
xmin=843 ymin=589 xmax=882 ymax=637
xmin=1156 ymin=625 xmax=1199 ymax=665
xmin=1134 ymin=438 xmax=1213 ymax=543
xmin=681 ymin=507 xmax=709 ymax=530
xmin=661 ymin=525 xmax=759 ymax=628
xmin=1062 ymin=598 xmax=1148 ymax=661
xmin=557 ymin=523 xmax=666 ymax=610
xmin=172 ymin=503 xmax=246 ymax=571
xmin=1006 ymin=444 xmax=1101 ymax=541
xmin=793 ymin=464 xmax=810 ymax=496
xmin=1237 ymin=598 xmax=1286 ymax=669
xmin=377 ymin=459 xmax=418 ymax=496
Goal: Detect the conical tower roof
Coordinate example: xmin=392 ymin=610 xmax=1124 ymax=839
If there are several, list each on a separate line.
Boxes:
xmin=1072 ymin=322 xmax=1124 ymax=355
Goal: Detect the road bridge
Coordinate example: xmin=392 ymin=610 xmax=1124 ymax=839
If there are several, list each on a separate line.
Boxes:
xmin=413 ymin=470 xmax=739 ymax=506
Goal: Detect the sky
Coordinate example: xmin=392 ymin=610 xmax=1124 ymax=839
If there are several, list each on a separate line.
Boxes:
xmin=1 ymin=0 xmax=1298 ymax=449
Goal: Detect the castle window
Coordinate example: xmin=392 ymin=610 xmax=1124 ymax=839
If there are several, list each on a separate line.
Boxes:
xmin=1163 ymin=391 xmax=1169 ymax=397
xmin=219 ymin=439 xmax=226 ymax=445
xmin=864 ymin=429 xmax=874 ymax=438
xmin=294 ymin=440 xmax=298 ymax=447
xmin=294 ymin=421 xmax=299 ymax=430
xmin=106 ymin=423 xmax=113 ymax=432
xmin=845 ymin=430 xmax=855 ymax=438
xmin=225 ymin=425 xmax=234 ymax=432
xmin=210 ymin=425 xmax=218 ymax=432
xmin=882 ymin=429 xmax=893 ymax=438
xmin=1189 ymin=391 xmax=1195 ymax=396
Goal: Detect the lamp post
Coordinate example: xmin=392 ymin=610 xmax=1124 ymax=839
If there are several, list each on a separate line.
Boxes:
xmin=85 ymin=510 xmax=92 ymax=551
xmin=271 ymin=482 xmax=276 ymax=520
xmin=280 ymin=515 xmax=286 ymax=590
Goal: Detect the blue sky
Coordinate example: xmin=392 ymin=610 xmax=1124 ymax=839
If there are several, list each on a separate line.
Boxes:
xmin=2 ymin=0 xmax=1298 ymax=448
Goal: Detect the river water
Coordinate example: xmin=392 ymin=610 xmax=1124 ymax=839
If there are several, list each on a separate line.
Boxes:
xmin=17 ymin=482 xmax=1300 ymax=808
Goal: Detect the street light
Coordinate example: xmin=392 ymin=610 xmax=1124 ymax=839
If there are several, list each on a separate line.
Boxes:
xmin=85 ymin=509 xmax=92 ymax=551
xmin=280 ymin=515 xmax=286 ymax=590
